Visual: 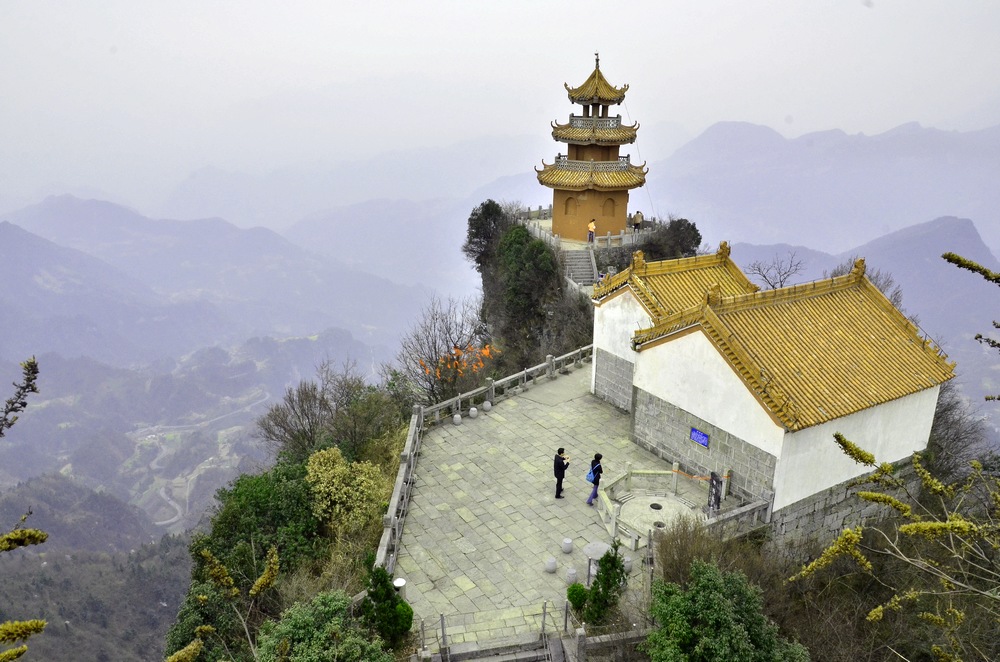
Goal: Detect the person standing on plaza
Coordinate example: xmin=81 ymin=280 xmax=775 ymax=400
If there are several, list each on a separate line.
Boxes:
xmin=587 ymin=219 xmax=596 ymax=243
xmin=633 ymin=210 xmax=643 ymax=233
xmin=585 ymin=452 xmax=603 ymax=506
xmin=553 ymin=447 xmax=570 ymax=498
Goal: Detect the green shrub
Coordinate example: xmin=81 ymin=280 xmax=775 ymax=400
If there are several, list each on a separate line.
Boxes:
xmin=582 ymin=539 xmax=627 ymax=625
xmin=305 ymin=446 xmax=389 ymax=537
xmin=645 ymin=559 xmax=809 ymax=662
xmin=257 ymin=590 xmax=393 ymax=662
xmin=199 ymin=460 xmax=325 ymax=581
xmin=361 ymin=566 xmax=414 ymax=648
xmin=567 ymin=582 xmax=588 ymax=611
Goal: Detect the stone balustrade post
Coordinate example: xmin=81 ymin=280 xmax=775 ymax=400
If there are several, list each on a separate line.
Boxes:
xmin=546 ymin=354 xmax=555 ymax=379
xmin=486 ymin=377 xmax=495 ymax=403
xmin=576 ymin=627 xmax=587 ymax=662
xmin=672 ymin=461 xmax=680 ymax=495
xmin=722 ymin=468 xmax=731 ymax=500
xmin=440 ymin=614 xmax=447 ymax=656
xmin=625 ymin=461 xmax=633 ymax=493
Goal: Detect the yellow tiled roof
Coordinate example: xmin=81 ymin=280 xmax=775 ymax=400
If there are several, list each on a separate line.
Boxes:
xmin=631 ymin=259 xmax=955 ymax=431
xmin=593 ymin=243 xmax=758 ymax=319
xmin=536 ymin=161 xmax=647 ymax=191
xmin=551 ymin=121 xmax=637 ymax=145
xmin=565 ymin=66 xmax=628 ymax=105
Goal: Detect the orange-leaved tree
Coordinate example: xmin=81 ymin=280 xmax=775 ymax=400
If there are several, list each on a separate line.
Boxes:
xmin=397 ymin=296 xmax=499 ymax=404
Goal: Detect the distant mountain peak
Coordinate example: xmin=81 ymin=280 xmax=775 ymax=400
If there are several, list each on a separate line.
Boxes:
xmin=846 ymin=216 xmax=998 ymax=268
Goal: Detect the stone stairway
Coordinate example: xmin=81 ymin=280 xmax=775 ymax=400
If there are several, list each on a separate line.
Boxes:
xmin=417 ymin=632 xmax=564 ymax=662
xmin=563 ymin=249 xmax=597 ymax=286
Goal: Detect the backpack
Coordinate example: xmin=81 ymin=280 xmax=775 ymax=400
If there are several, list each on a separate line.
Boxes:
xmin=586 ymin=463 xmax=601 ymax=484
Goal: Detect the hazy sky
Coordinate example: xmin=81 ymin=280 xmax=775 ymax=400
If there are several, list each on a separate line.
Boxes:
xmin=3 ymin=1 xmax=999 ymax=214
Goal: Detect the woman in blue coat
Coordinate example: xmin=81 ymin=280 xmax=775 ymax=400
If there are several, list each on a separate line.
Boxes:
xmin=586 ymin=453 xmax=603 ymax=506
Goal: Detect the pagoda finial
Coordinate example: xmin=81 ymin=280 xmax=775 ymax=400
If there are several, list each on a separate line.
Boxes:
xmin=595 ymin=51 xmax=600 ymax=69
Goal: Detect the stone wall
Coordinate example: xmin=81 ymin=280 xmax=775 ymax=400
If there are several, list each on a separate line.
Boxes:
xmin=770 ymin=462 xmax=919 ymax=550
xmin=631 ymin=387 xmax=776 ymax=501
xmin=593 ymin=348 xmax=634 ymax=412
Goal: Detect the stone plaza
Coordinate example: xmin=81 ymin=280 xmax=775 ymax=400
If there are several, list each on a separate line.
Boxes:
xmin=393 ymin=364 xmax=704 ymax=652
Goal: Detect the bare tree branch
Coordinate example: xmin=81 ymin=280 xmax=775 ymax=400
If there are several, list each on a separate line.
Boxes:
xmin=395 ymin=296 xmax=486 ymax=405
xmin=745 ymin=251 xmax=805 ymax=290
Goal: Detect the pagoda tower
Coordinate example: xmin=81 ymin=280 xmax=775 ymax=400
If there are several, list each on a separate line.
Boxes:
xmin=536 ymin=54 xmax=647 ymax=242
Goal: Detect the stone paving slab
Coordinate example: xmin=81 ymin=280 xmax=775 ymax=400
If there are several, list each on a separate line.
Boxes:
xmin=395 ymin=364 xmax=682 ymax=651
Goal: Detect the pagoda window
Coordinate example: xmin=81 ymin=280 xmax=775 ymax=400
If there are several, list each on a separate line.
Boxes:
xmin=602 ymin=198 xmax=615 ymax=217
xmin=565 ymin=197 xmax=578 ymax=216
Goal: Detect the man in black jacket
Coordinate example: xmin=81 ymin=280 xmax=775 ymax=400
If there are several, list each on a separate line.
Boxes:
xmin=553 ymin=447 xmax=570 ymax=499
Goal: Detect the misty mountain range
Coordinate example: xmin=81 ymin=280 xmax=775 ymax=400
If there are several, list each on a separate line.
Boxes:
xmin=1 ymin=117 xmax=998 ymax=528
xmin=2 ymin=195 xmax=431 ymax=366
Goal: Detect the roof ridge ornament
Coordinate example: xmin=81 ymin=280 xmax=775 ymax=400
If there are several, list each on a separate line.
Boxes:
xmin=851 ymin=258 xmax=867 ymax=278
xmin=631 ymin=250 xmax=646 ymax=272
xmin=595 ymin=51 xmax=600 ymax=70
xmin=718 ymin=241 xmax=731 ymax=258
xmin=705 ymin=283 xmax=723 ymax=305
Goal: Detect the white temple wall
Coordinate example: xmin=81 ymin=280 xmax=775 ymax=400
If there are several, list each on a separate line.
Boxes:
xmin=632 ymin=331 xmax=784 ymax=456
xmin=772 ymin=385 xmax=940 ymax=511
xmin=591 ymin=291 xmax=651 ymax=409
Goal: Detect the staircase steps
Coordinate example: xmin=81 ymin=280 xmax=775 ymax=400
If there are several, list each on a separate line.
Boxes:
xmin=442 ymin=632 xmax=561 ymax=662
xmin=563 ymin=249 xmax=597 ymax=286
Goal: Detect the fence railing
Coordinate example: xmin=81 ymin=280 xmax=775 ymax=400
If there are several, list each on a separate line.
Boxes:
xmin=374 ymin=345 xmax=595 ymax=572
xmin=521 ymin=219 xmax=562 ymax=250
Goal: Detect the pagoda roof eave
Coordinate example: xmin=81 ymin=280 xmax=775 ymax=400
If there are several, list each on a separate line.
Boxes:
xmin=536 ymin=162 xmax=647 ymax=191
xmin=564 ymin=67 xmax=628 ymax=105
xmin=551 ymin=121 xmax=638 ymax=145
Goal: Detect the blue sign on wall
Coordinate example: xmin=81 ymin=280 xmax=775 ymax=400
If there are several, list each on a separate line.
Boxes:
xmin=690 ymin=427 xmax=710 ymax=448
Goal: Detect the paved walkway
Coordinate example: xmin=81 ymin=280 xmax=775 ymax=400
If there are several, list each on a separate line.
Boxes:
xmin=394 ymin=364 xmax=681 ymax=650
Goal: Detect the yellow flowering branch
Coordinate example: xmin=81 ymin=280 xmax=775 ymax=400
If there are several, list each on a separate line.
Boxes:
xmin=249 ymin=546 xmax=280 ymax=598
xmin=789 ymin=527 xmax=871 ymax=581
xmin=833 ymin=433 xmax=876 ymax=467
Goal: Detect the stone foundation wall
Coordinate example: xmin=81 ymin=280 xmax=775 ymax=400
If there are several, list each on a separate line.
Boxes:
xmin=770 ymin=463 xmax=919 ymax=550
xmin=631 ymin=387 xmax=776 ymax=501
xmin=594 ymin=348 xmax=634 ymax=412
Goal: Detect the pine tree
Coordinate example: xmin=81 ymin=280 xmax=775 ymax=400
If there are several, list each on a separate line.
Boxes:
xmin=0 ymin=358 xmax=47 ymax=662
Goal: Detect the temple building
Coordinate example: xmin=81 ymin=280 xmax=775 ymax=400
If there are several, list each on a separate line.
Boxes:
xmin=590 ymin=244 xmax=955 ymax=541
xmin=536 ymin=55 xmax=648 ymax=242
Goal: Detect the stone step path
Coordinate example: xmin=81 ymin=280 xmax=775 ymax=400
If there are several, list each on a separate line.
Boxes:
xmin=563 ymin=249 xmax=596 ymax=286
xmin=417 ymin=631 xmax=561 ymax=661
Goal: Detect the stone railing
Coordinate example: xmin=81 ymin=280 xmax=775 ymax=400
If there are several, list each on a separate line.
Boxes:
xmin=591 ymin=228 xmax=648 ymax=251
xmin=522 ymin=204 xmax=553 ymax=221
xmin=375 ymin=345 xmax=595 ymax=573
xmin=569 ymin=114 xmax=622 ymax=129
xmin=553 ymin=154 xmax=631 ymax=171
xmin=520 ymin=218 xmax=562 ymax=251
xmin=591 ymin=462 xmax=773 ymax=549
